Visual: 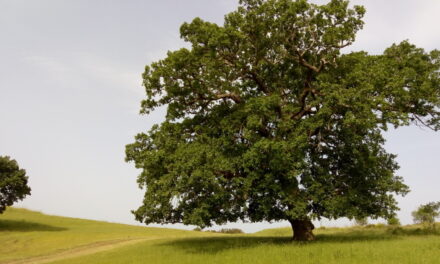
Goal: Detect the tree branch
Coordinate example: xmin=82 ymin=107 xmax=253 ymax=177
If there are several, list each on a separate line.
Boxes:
xmin=220 ymin=53 xmax=270 ymax=95
xmin=215 ymin=93 xmax=242 ymax=103
xmin=295 ymin=49 xmax=321 ymax=73
xmin=246 ymin=71 xmax=270 ymax=94
xmin=413 ymin=114 xmax=436 ymax=131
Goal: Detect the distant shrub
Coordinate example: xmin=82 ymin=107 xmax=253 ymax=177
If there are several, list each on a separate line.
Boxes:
xmin=193 ymin=227 xmax=202 ymax=232
xmin=354 ymin=217 xmax=368 ymax=226
xmin=218 ymin=228 xmax=244 ymax=234
xmin=202 ymin=228 xmax=244 ymax=234
xmin=387 ymin=216 xmax=401 ymax=226
xmin=388 ymin=227 xmax=404 ymax=235
xmin=363 ymin=223 xmax=385 ymax=229
xmin=413 ymin=228 xmax=423 ymax=234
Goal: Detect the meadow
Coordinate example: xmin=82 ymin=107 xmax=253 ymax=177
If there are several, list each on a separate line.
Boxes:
xmin=1 ymin=208 xmax=439 ymax=264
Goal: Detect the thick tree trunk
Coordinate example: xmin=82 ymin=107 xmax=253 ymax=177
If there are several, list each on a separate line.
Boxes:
xmin=289 ymin=219 xmax=315 ymax=241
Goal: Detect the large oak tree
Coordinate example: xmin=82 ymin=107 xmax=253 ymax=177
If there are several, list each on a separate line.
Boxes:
xmin=126 ymin=0 xmax=440 ymax=240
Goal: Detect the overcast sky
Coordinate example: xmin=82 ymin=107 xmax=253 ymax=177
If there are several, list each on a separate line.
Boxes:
xmin=1 ymin=0 xmax=439 ymax=232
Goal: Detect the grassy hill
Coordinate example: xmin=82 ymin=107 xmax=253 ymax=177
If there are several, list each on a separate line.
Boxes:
xmin=0 ymin=208 xmax=212 ymax=263
xmin=1 ymin=208 xmax=439 ymax=264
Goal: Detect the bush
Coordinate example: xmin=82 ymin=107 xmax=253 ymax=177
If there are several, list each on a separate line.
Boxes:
xmin=388 ymin=227 xmax=404 ymax=235
xmin=218 ymin=228 xmax=244 ymax=234
xmin=365 ymin=223 xmax=386 ymax=229
xmin=202 ymin=228 xmax=244 ymax=234
xmin=387 ymin=216 xmax=401 ymax=226
xmin=354 ymin=217 xmax=368 ymax=226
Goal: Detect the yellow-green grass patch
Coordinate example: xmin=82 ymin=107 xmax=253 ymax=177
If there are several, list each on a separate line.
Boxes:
xmin=0 ymin=208 xmax=213 ymax=263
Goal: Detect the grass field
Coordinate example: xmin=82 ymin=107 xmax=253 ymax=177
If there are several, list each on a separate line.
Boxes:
xmin=1 ymin=208 xmax=439 ymax=264
xmin=0 ymin=208 xmax=212 ymax=263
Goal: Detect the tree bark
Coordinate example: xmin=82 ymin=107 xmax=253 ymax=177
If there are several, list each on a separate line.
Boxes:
xmin=289 ymin=219 xmax=315 ymax=241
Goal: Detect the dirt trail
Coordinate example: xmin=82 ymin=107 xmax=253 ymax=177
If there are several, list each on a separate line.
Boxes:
xmin=3 ymin=237 xmax=157 ymax=264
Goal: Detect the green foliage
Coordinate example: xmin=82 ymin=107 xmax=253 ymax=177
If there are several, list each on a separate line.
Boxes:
xmin=0 ymin=156 xmax=31 ymax=213
xmin=387 ymin=216 xmax=401 ymax=226
xmin=126 ymin=0 xmax=440 ymax=230
xmin=412 ymin=202 xmax=440 ymax=229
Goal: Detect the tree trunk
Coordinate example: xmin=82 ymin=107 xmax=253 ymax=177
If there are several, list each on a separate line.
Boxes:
xmin=289 ymin=219 xmax=315 ymax=241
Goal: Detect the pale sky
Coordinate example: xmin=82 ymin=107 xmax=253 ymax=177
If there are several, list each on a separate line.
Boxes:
xmin=1 ymin=0 xmax=439 ymax=232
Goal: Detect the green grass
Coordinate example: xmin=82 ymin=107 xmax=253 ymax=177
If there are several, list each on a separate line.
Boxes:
xmin=52 ymin=226 xmax=440 ymax=264
xmin=1 ymin=208 xmax=440 ymax=264
xmin=0 ymin=207 xmax=211 ymax=262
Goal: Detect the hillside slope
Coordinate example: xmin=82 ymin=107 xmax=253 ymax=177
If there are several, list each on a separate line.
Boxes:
xmin=52 ymin=224 xmax=440 ymax=264
xmin=2 ymin=208 xmax=440 ymax=264
xmin=0 ymin=208 xmax=211 ymax=263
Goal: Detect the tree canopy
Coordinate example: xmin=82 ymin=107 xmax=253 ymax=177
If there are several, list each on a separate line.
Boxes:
xmin=126 ymin=0 xmax=440 ymax=240
xmin=412 ymin=202 xmax=440 ymax=229
xmin=0 ymin=156 xmax=31 ymax=213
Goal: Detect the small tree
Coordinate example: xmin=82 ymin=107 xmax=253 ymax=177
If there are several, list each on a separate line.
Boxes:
xmin=412 ymin=202 xmax=440 ymax=229
xmin=0 ymin=156 xmax=31 ymax=213
xmin=387 ymin=216 xmax=401 ymax=226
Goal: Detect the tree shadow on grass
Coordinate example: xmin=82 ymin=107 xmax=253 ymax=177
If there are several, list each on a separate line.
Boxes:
xmin=0 ymin=219 xmax=67 ymax=232
xmin=158 ymin=236 xmax=292 ymax=255
xmin=311 ymin=227 xmax=439 ymax=243
xmin=159 ymin=227 xmax=439 ymax=255
xmin=158 ymin=233 xmax=389 ymax=255
xmin=315 ymin=231 xmax=393 ymax=243
xmin=384 ymin=226 xmax=440 ymax=237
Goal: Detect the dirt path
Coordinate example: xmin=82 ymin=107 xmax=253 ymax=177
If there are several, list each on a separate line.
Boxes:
xmin=3 ymin=237 xmax=157 ymax=264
